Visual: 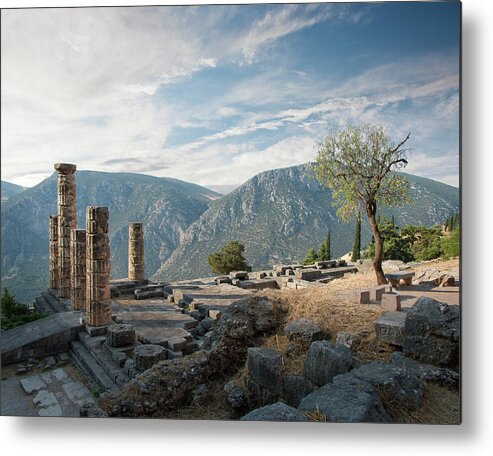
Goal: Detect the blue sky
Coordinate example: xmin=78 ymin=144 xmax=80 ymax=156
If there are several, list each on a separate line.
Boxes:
xmin=1 ymin=1 xmax=460 ymax=190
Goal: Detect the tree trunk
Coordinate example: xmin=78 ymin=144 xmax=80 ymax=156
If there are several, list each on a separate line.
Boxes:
xmin=366 ymin=203 xmax=388 ymax=285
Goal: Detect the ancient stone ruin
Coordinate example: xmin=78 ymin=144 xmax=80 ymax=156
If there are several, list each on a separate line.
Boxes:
xmin=70 ymin=229 xmax=86 ymax=311
xmin=49 ymin=215 xmax=58 ymax=290
xmin=128 ymin=222 xmax=144 ymax=281
xmin=85 ymin=206 xmax=111 ymax=329
xmin=54 ymin=163 xmax=77 ymax=298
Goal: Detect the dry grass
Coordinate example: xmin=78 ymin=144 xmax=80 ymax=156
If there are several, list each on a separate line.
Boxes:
xmin=382 ymin=382 xmax=460 ymax=424
xmin=259 ymin=270 xmax=394 ymax=362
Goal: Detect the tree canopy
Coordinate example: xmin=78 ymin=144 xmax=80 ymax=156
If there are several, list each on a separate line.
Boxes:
xmin=313 ymin=124 xmax=411 ymax=284
xmin=207 ymin=241 xmax=252 ymax=275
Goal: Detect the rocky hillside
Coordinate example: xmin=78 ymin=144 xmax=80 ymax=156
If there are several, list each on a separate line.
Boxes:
xmin=1 ymin=181 xmax=26 ymax=202
xmin=1 ymin=171 xmax=219 ymax=303
xmin=153 ymin=165 xmax=459 ymax=282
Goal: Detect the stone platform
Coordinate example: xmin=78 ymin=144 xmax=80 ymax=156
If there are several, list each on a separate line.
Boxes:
xmin=1 ymin=311 xmax=84 ymax=365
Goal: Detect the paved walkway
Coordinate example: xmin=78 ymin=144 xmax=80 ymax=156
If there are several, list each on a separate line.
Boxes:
xmin=1 ymin=355 xmax=94 ymax=417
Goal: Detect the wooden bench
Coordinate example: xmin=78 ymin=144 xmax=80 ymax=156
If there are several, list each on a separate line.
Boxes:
xmin=385 ymin=271 xmax=415 ymax=288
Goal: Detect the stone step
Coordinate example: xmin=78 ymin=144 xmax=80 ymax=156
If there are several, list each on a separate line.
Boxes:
xmin=34 ymin=296 xmax=54 ymax=315
xmin=42 ymin=291 xmax=67 ymax=313
xmin=78 ymin=332 xmax=131 ymax=387
xmin=69 ymin=340 xmax=120 ymax=395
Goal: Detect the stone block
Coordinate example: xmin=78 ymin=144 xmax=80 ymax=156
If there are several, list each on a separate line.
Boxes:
xmin=304 ymin=341 xmax=353 ymax=387
xmin=283 ymin=375 xmax=316 ymax=408
xmin=107 ymin=324 xmax=135 ymax=347
xmin=374 ymin=312 xmax=406 ymax=346
xmin=359 ymin=290 xmax=370 ymax=304
xmin=134 ymin=344 xmax=167 ymax=371
xmin=241 ymin=402 xmax=307 ymax=422
xmin=295 ymin=269 xmax=322 ymax=281
xmin=229 ymin=271 xmax=249 ymax=280
xmin=381 ymin=293 xmax=401 ymax=311
xmin=299 ymin=381 xmax=391 ymax=423
xmin=283 ymin=318 xmax=325 ymax=344
xmin=403 ymin=297 xmax=460 ymax=368
xmin=370 ymin=285 xmax=387 ymax=302
xmin=333 ymin=361 xmax=424 ymax=410
xmin=247 ymin=347 xmax=283 ymax=396
xmin=20 ymin=374 xmax=47 ymax=395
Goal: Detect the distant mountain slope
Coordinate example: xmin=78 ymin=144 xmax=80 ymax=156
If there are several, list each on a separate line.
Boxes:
xmin=153 ymin=164 xmax=459 ymax=282
xmin=1 ymin=171 xmax=219 ymax=303
xmin=1 ymin=181 xmax=26 ymax=201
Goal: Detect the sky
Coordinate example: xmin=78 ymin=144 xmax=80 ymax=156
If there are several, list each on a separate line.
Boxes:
xmin=1 ymin=1 xmax=460 ymax=190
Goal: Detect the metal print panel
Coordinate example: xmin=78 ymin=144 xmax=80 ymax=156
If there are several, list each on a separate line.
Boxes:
xmin=1 ymin=1 xmax=460 ymax=424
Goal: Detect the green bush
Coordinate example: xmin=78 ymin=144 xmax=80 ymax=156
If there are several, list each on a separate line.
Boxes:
xmin=1 ymin=287 xmax=46 ymax=330
xmin=208 ymin=241 xmax=252 ymax=275
xmin=302 ymin=246 xmax=319 ymax=265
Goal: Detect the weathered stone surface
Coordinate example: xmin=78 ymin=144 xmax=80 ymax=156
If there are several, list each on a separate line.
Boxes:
xmin=20 ymin=374 xmax=47 ymax=395
xmin=304 ymin=341 xmax=353 ymax=387
xmin=334 ymin=361 xmax=424 ymax=410
xmin=55 ymin=164 xmax=77 ymax=298
xmin=299 ymin=381 xmax=392 ymax=423
xmin=70 ymin=229 xmax=86 ymax=310
xmin=128 ymin=223 xmax=145 ymax=281
xmin=370 ymin=285 xmax=388 ymax=302
xmin=381 ymin=293 xmax=401 ymax=311
xmin=229 ymin=271 xmax=249 ymax=280
xmin=403 ymin=297 xmax=460 ymax=368
xmin=335 ymin=332 xmax=361 ymax=349
xmin=49 ymin=215 xmax=59 ymax=289
xmin=133 ymin=344 xmax=167 ymax=371
xmin=283 ymin=375 xmax=316 ymax=408
xmin=247 ymin=347 xmax=283 ymax=396
xmin=284 ymin=318 xmax=325 ymax=345
xmin=374 ymin=311 xmax=406 ymax=346
xmin=295 ymin=268 xmax=322 ymax=281
xmin=86 ymin=206 xmax=111 ymax=327
xmin=359 ymin=290 xmax=370 ymax=304
xmin=241 ymin=402 xmax=307 ymax=422
xmin=389 ymin=352 xmax=460 ymax=389
xmin=107 ymin=324 xmax=135 ymax=347
xmin=224 ymin=381 xmax=247 ymax=411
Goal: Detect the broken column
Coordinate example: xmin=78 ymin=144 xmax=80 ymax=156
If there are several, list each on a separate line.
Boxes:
xmin=70 ymin=229 xmax=86 ymax=311
xmin=49 ymin=215 xmax=59 ymax=290
xmin=86 ymin=206 xmax=111 ymax=328
xmin=54 ymin=163 xmax=77 ymax=298
xmin=128 ymin=222 xmax=144 ymax=281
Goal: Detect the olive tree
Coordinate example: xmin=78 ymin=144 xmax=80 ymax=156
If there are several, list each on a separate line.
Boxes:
xmin=313 ymin=125 xmax=411 ymax=284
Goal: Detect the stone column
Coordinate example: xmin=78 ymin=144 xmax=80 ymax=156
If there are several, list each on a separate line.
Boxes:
xmin=70 ymin=229 xmax=86 ymax=311
xmin=49 ymin=215 xmax=59 ymax=290
xmin=54 ymin=163 xmax=77 ymax=298
xmin=128 ymin=223 xmax=144 ymax=281
xmin=86 ymin=206 xmax=111 ymax=328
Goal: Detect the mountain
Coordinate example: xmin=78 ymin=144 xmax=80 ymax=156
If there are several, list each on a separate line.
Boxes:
xmin=1 ymin=171 xmax=219 ymax=303
xmin=1 ymin=181 xmax=26 ymax=201
xmin=153 ymin=165 xmax=459 ymax=282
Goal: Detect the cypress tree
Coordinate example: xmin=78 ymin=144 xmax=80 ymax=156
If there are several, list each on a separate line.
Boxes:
xmin=351 ymin=213 xmax=361 ymax=261
xmin=326 ymin=229 xmax=331 ymax=260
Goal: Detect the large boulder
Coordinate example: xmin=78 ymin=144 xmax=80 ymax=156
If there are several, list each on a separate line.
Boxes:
xmin=304 ymin=341 xmax=353 ymax=387
xmin=333 ymin=361 xmax=424 ymax=410
xmin=241 ymin=402 xmax=307 ymax=422
xmin=403 ymin=297 xmax=460 ymax=368
xmin=283 ymin=375 xmax=316 ymax=408
xmin=390 ymin=352 xmax=460 ymax=390
xmin=298 ymin=381 xmax=392 ymax=423
xmin=247 ymin=347 xmax=283 ymax=404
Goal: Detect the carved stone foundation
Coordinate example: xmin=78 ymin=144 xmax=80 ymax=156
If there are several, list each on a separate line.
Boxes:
xmin=86 ymin=206 xmax=111 ymax=328
xmin=49 ymin=215 xmax=59 ymax=290
xmin=55 ymin=163 xmax=77 ymax=298
xmin=128 ymin=223 xmax=144 ymax=281
xmin=70 ymin=229 xmax=86 ymax=311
